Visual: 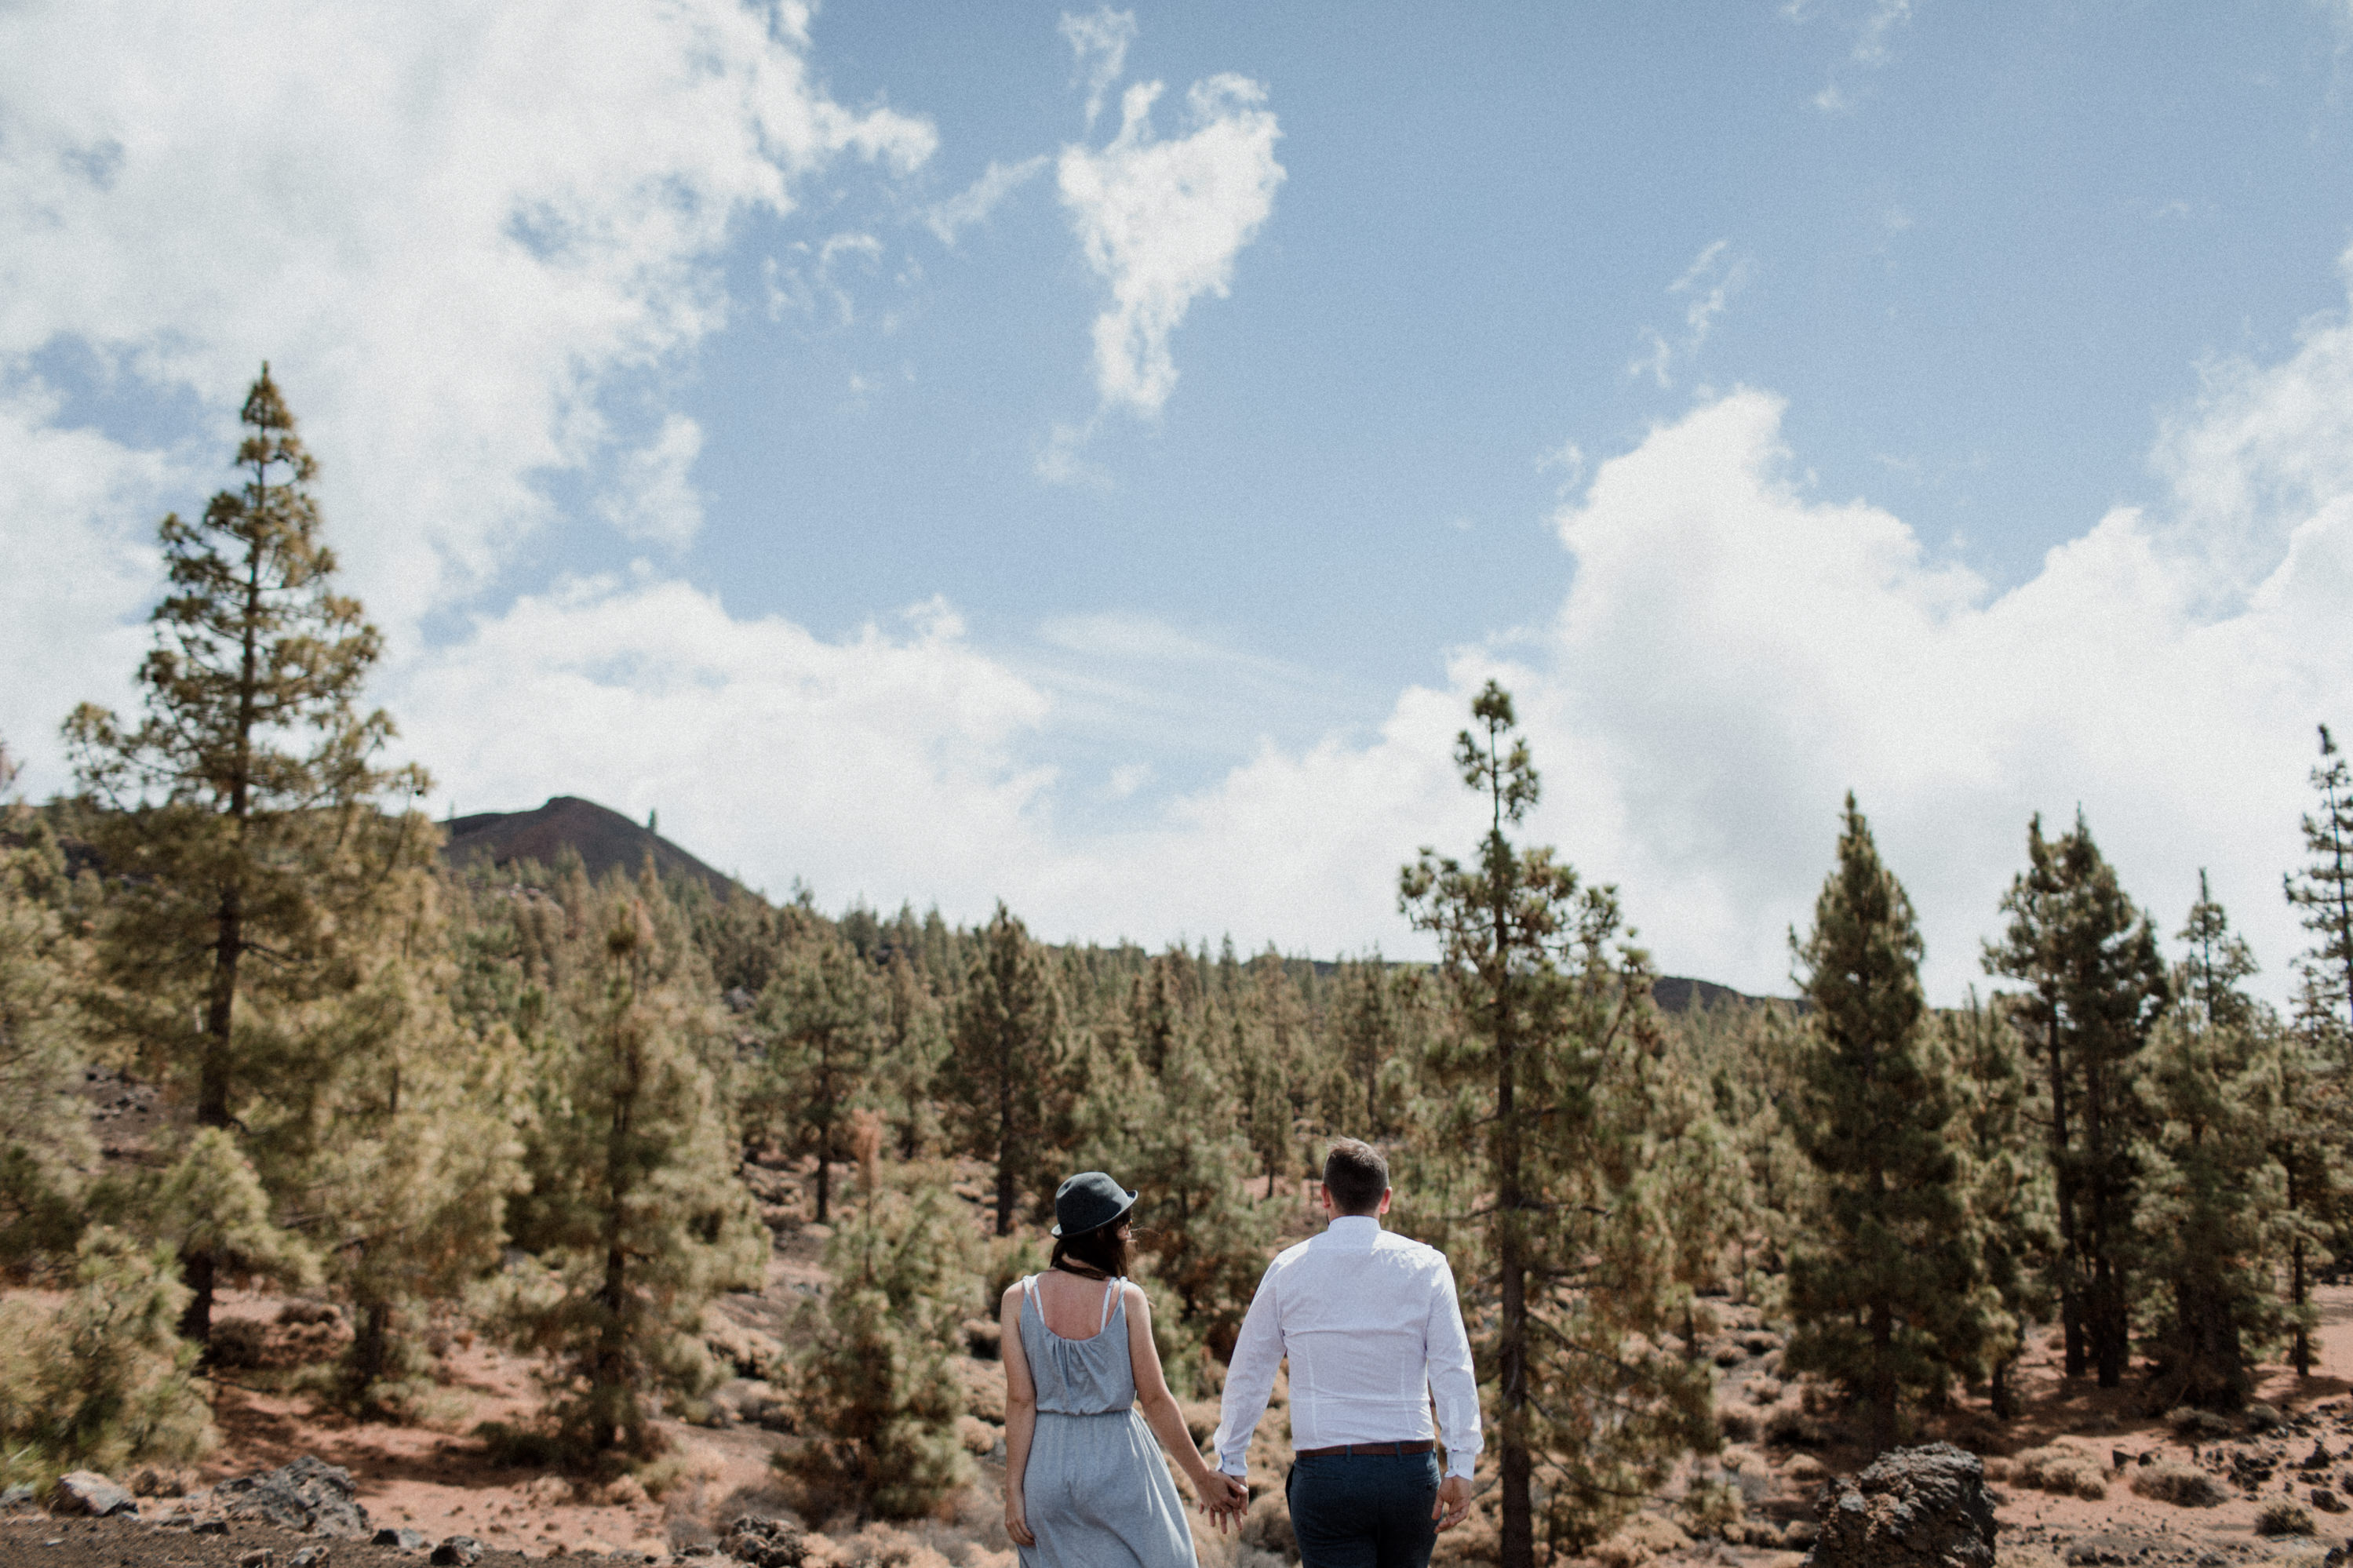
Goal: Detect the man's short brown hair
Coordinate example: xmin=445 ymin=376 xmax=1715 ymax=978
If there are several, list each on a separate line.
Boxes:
xmin=1324 ymin=1138 xmax=1390 ymax=1215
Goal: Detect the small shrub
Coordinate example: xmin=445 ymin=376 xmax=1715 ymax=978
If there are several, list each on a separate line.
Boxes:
xmin=781 ymin=1184 xmax=976 ymax=1519
xmin=1712 ymin=1343 xmax=1747 ymax=1367
xmin=1761 ymin=1402 xmax=1818 ymax=1448
xmin=2165 ymin=1406 xmax=2235 ymax=1440
xmin=2129 ymin=1461 xmax=2226 ymax=1508
xmin=1716 ymin=1406 xmax=1757 ymax=1442
xmin=206 ymin=1319 xmax=269 ymax=1370
xmin=1589 ymin=1513 xmax=1690 ymax=1568
xmin=0 ymin=1228 xmax=214 ymax=1486
xmin=2246 ymin=1402 xmax=2284 ymax=1432
xmin=1678 ymin=1478 xmax=1743 ymax=1541
xmin=2011 ymin=1446 xmax=2107 ymax=1501
xmin=2254 ymin=1499 xmax=2314 ymax=1537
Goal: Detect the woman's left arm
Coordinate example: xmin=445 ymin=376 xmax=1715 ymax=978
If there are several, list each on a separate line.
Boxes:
xmin=1126 ymin=1284 xmax=1248 ymax=1530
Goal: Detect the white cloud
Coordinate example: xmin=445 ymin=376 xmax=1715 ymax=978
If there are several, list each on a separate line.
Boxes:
xmin=0 ymin=380 xmax=173 ymax=770
xmin=1499 ymin=366 xmax=2353 ymax=1002
xmin=398 ymin=577 xmax=1059 ymax=908
xmin=597 ymin=413 xmax=705 ymax=548
xmin=1798 ymin=0 xmax=1916 ymax=112
xmin=0 ymin=0 xmax=934 ymax=744
xmin=1630 ymin=240 xmax=1747 ymax=387
xmin=924 ymin=155 xmax=1050 ymax=247
xmin=1057 ymin=75 xmax=1284 ymax=418
xmin=349 ymin=264 xmax=2353 ymax=991
xmin=1058 ymin=8 xmax=1138 ymax=132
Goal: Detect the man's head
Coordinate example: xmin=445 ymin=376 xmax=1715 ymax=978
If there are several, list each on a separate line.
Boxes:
xmin=1322 ymin=1138 xmax=1391 ymax=1217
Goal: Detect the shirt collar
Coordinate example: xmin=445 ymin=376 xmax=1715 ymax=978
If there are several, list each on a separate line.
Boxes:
xmin=1322 ymin=1214 xmax=1382 ymax=1248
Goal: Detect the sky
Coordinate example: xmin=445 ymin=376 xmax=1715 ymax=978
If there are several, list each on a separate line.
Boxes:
xmin=6 ymin=0 xmax=2353 ymax=1002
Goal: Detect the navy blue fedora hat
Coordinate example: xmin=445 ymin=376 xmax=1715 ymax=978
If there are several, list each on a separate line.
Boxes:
xmin=1051 ymin=1171 xmax=1137 ymax=1237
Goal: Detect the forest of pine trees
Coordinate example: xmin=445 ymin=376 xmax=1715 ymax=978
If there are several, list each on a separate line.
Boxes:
xmin=2 ymin=369 xmax=2351 ymax=1565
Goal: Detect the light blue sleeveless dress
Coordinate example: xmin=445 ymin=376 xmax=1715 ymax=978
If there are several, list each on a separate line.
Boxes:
xmin=1016 ymin=1275 xmax=1195 ymax=1568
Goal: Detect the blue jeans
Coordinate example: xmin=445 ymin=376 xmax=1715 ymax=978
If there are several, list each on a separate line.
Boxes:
xmin=1287 ymin=1451 xmax=1441 ymax=1568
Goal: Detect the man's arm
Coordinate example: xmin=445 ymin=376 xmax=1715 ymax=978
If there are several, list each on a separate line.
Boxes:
xmin=1213 ymin=1264 xmax=1284 ymax=1479
xmin=1425 ymin=1256 xmax=1482 ymax=1481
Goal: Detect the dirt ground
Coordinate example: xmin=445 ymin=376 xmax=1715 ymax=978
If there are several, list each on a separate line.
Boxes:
xmin=9 ymin=1156 xmax=2353 ymax=1567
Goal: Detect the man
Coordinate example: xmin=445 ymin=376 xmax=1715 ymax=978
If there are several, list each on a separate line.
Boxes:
xmin=1212 ymin=1138 xmax=1480 ymax=1568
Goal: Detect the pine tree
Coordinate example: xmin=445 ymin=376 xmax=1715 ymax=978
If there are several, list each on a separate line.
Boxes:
xmin=1332 ymin=956 xmax=1411 ymax=1138
xmin=1983 ymin=811 xmax=2169 ymax=1387
xmin=2135 ymin=875 xmax=2286 ymax=1410
xmin=0 ymin=744 xmax=97 ymax=1264
xmin=753 ymin=935 xmax=878 ymax=1224
xmin=874 ymin=952 xmax=947 ymax=1160
xmin=784 ymin=1180 xmax=975 ymax=1517
xmin=1400 ymin=682 xmax=1721 ymax=1566
xmin=1943 ymin=992 xmax=2051 ymax=1421
xmin=302 ymin=861 xmax=524 ymax=1413
xmin=1783 ymin=795 xmax=1984 ymax=1454
xmin=0 ymin=1228 xmax=215 ymax=1487
xmin=940 ymin=904 xmax=1062 ymax=1236
xmin=2286 ymin=725 xmax=2353 ymax=1024
xmin=503 ymin=880 xmax=767 ymax=1458
xmin=2279 ymin=726 xmax=2353 ymax=1373
xmin=62 ymin=366 xmax=427 ymax=1341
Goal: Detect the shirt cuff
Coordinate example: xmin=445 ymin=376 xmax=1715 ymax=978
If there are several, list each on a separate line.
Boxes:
xmin=1445 ymin=1456 xmax=1477 ymax=1480
xmin=1220 ymin=1460 xmax=1247 ymax=1479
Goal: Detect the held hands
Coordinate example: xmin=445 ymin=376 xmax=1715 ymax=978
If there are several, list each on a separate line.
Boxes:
xmin=1196 ymin=1468 xmax=1250 ymax=1533
xmin=1432 ymin=1475 xmax=1473 ymax=1533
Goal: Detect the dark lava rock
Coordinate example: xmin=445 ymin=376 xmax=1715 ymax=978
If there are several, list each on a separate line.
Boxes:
xmin=195 ymin=1519 xmax=231 ymax=1535
xmin=216 ymin=1456 xmax=369 ymax=1539
xmin=721 ymin=1515 xmax=807 ymax=1568
xmin=428 ymin=1537 xmax=483 ymax=1565
xmin=372 ymin=1526 xmax=429 ymax=1549
xmin=1805 ymin=1442 xmax=1996 ymax=1568
xmin=51 ymin=1472 xmax=138 ymax=1519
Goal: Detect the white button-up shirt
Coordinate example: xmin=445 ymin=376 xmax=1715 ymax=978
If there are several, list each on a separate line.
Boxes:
xmin=1215 ymin=1216 xmax=1483 ymax=1480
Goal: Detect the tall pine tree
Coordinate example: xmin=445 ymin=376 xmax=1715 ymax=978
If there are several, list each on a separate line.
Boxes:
xmin=1401 ymin=682 xmax=1720 ymax=1566
xmin=1983 ymin=811 xmax=2168 ymax=1387
xmin=64 ymin=366 xmax=427 ymax=1343
xmin=1784 ymin=795 xmax=1983 ymax=1454
xmin=2136 ymin=875 xmax=2286 ymax=1410
xmin=2278 ymin=726 xmax=2353 ymax=1375
xmin=940 ymin=904 xmax=1062 ymax=1236
xmin=753 ymin=935 xmax=878 ymax=1224
xmin=503 ymin=878 xmax=766 ymax=1457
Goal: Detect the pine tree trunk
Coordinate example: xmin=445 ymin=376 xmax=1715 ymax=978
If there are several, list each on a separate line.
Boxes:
xmin=1990 ymin=1354 xmax=2019 ymax=1421
xmin=1868 ymin=1297 xmax=1896 ymax=1455
xmin=995 ymin=1051 xmax=1016 ymax=1238
xmin=2045 ymin=1020 xmax=2086 ymax=1378
xmin=1495 ymin=991 xmax=1532 ymax=1568
xmin=596 ymin=1005 xmax=639 ymax=1451
xmin=814 ymin=1151 xmax=831 ymax=1225
xmin=2291 ymin=1239 xmax=2311 ymax=1377
xmin=349 ymin=1294 xmax=392 ymax=1406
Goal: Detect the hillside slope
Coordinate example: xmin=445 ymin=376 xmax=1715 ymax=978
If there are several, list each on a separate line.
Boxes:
xmin=439 ymin=795 xmax=744 ymax=899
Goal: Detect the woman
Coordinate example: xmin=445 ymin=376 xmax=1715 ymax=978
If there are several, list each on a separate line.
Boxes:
xmin=1000 ymin=1172 xmax=1248 ymax=1566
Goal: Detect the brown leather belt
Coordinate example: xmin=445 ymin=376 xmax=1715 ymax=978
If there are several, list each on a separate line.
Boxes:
xmin=1293 ymin=1441 xmax=1435 ymax=1458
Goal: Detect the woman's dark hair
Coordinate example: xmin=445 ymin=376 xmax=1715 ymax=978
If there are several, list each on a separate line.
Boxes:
xmin=1051 ymin=1219 xmax=1131 ymax=1280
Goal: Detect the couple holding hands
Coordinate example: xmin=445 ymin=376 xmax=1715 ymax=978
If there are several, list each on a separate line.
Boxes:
xmin=1000 ymin=1139 xmax=1480 ymax=1568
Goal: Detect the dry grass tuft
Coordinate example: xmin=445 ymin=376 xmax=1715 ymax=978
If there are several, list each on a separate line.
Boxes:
xmin=2128 ymin=1460 xmax=2226 ymax=1508
xmin=2009 ymin=1445 xmax=2108 ymax=1501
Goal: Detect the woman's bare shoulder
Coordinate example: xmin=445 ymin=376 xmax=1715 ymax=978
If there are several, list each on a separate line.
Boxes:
xmin=1000 ymin=1276 xmax=1029 ymax=1312
xmin=1122 ymin=1279 xmax=1150 ymax=1312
